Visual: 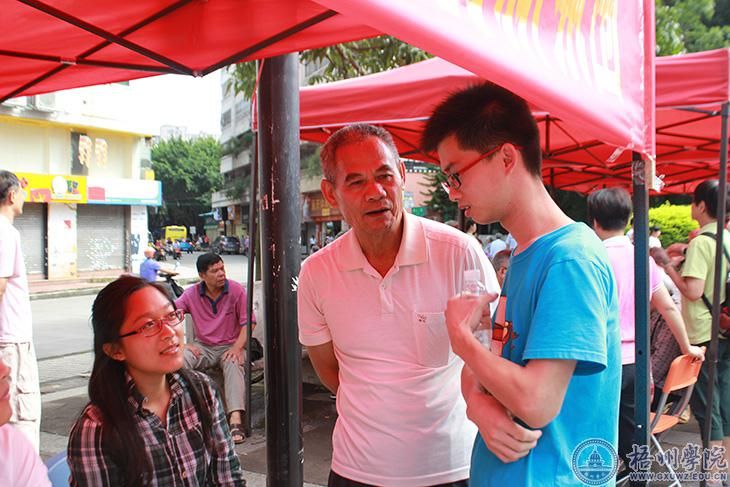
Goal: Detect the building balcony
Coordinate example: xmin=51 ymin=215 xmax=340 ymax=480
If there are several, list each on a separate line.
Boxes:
xmin=220 ymin=150 xmax=252 ymax=174
xmin=212 ymin=184 xmax=252 ymax=208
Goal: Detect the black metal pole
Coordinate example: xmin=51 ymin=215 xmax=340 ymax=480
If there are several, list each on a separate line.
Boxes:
xmin=701 ymin=101 xmax=729 ymax=455
xmin=244 ymin=131 xmax=259 ymax=437
xmin=257 ymin=53 xmax=303 ymax=487
xmin=632 ymin=151 xmax=650 ymax=479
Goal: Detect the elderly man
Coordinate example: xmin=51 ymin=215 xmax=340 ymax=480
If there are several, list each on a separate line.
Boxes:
xmin=298 ymin=124 xmax=498 ymax=486
xmin=423 ymin=83 xmax=621 ymax=485
xmin=0 ymin=171 xmax=41 ymax=451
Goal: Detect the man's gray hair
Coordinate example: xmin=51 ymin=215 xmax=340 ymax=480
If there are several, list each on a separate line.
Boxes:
xmin=320 ymin=124 xmax=400 ymax=182
xmin=0 ymin=170 xmax=20 ymax=204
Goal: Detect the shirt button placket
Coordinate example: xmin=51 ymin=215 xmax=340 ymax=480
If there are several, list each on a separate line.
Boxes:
xmin=380 ymin=278 xmax=394 ymax=313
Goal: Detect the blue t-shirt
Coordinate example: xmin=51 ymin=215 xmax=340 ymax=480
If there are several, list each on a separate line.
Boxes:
xmin=471 ymin=223 xmax=621 ymax=486
xmin=139 ymin=258 xmax=161 ymax=283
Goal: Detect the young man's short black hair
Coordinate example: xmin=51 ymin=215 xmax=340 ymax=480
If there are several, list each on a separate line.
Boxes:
xmin=422 ymin=82 xmax=542 ymax=177
xmin=196 ymin=252 xmax=223 ymax=274
xmin=586 ymin=187 xmax=632 ymax=231
xmin=0 ymin=170 xmax=20 ymax=204
xmin=693 ymin=179 xmax=730 ymax=220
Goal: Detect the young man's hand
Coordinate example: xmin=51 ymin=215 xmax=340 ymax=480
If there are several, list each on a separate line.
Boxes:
xmin=445 ymin=293 xmax=496 ymax=357
xmin=462 ymin=367 xmax=541 ymax=463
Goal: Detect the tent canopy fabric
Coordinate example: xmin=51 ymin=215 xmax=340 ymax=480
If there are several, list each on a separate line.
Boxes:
xmin=2 ymin=0 xmax=653 ymax=161
xmin=300 ymin=48 xmax=730 ymax=195
xmin=1 ymin=0 xmax=378 ymax=100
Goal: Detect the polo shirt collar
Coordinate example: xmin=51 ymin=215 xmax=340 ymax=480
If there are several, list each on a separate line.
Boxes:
xmin=338 ymin=212 xmax=428 ymax=271
xmin=198 ymin=280 xmax=229 ymax=296
xmin=603 ymin=235 xmax=631 ymax=247
xmin=700 ymin=222 xmax=720 ymax=234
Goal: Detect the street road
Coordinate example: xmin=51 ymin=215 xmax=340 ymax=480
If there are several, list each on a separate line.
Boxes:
xmin=32 ymin=252 xmax=250 ymax=359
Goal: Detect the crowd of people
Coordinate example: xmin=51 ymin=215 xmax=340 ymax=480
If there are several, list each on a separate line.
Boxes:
xmin=0 ymin=81 xmax=728 ymax=486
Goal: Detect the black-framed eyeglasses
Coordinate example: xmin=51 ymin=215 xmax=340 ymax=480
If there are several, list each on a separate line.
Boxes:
xmin=441 ymin=144 xmax=521 ymax=193
xmin=118 ymin=309 xmax=185 ymax=339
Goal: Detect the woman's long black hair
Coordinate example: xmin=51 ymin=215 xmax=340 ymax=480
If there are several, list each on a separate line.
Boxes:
xmin=83 ymin=275 xmax=212 ymax=485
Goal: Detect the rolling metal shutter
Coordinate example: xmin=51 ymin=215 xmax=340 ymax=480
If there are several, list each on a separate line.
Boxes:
xmin=13 ymin=203 xmax=45 ymax=276
xmin=77 ymin=205 xmax=126 ymax=272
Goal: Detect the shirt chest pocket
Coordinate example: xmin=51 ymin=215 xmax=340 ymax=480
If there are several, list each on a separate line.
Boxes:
xmin=413 ymin=311 xmax=451 ymax=368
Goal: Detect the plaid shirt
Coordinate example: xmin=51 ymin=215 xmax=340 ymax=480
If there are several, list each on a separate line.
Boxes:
xmin=68 ymin=371 xmax=245 ymax=486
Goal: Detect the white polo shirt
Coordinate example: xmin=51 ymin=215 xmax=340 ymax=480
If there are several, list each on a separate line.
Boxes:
xmin=298 ymin=213 xmax=498 ymax=486
xmin=0 ymin=215 xmax=32 ymax=343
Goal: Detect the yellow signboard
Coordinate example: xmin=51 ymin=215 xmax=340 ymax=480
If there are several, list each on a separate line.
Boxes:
xmin=16 ymin=172 xmax=87 ymax=204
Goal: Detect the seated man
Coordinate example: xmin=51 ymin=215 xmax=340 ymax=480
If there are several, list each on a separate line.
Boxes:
xmin=176 ymin=253 xmax=255 ymax=444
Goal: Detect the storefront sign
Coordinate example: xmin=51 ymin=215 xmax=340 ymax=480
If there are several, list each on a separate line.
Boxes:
xmin=87 ymin=177 xmax=162 ymax=206
xmin=17 ymin=172 xmax=87 ymax=204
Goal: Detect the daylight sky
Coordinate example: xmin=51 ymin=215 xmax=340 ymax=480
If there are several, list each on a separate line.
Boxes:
xmin=129 ymin=71 xmax=222 ymax=137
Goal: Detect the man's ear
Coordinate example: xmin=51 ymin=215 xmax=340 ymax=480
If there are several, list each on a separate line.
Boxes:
xmin=697 ymin=201 xmax=707 ymax=217
xmin=398 ymin=160 xmax=406 ymax=186
xmin=321 ymin=178 xmax=339 ymax=208
xmin=6 ymin=188 xmax=18 ymax=206
xmin=501 ymin=143 xmax=522 ymax=172
xmin=103 ymin=342 xmax=126 ymax=362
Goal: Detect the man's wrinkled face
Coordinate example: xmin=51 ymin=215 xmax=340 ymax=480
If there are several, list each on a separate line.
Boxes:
xmin=200 ymin=261 xmax=226 ymax=290
xmin=322 ymin=137 xmax=405 ymax=238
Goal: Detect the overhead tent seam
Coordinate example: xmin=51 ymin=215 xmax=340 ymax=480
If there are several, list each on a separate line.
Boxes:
xmin=19 ymin=0 xmax=196 ymax=76
xmin=1 ymin=0 xmax=194 ymax=102
xmin=2 ymin=2 xmax=343 ymax=103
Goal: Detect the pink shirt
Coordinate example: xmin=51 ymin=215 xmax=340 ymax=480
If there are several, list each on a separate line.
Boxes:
xmin=0 ymin=215 xmax=33 ymax=343
xmin=0 ymin=424 xmax=50 ymax=486
xmin=176 ymin=280 xmax=255 ymax=346
xmin=603 ymin=236 xmax=662 ymax=364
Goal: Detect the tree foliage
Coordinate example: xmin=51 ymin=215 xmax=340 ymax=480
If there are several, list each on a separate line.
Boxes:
xmin=229 ymin=36 xmax=431 ymax=99
xmin=648 ymin=202 xmax=697 ymax=246
xmin=420 ymin=171 xmax=457 ymax=222
xmin=150 ymin=136 xmax=222 ymax=232
xmin=656 ymin=0 xmax=730 ymax=55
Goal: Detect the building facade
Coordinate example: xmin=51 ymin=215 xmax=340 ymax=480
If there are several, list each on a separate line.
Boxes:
xmin=1 ymin=87 xmax=161 ymax=281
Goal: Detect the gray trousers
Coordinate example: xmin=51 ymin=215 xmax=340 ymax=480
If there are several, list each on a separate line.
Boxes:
xmin=183 ymin=342 xmax=247 ymax=414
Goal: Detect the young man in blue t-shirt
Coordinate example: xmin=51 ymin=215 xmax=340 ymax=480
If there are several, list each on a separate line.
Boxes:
xmin=423 ymin=83 xmax=622 ymax=485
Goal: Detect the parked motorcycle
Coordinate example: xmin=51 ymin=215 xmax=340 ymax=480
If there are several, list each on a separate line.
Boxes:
xmin=158 ymin=263 xmax=184 ymax=298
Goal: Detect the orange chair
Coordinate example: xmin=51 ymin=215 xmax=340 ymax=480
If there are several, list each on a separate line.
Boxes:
xmin=648 ymin=354 xmax=703 ymax=485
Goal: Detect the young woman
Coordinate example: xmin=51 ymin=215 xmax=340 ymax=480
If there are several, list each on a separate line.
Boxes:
xmin=67 ymin=276 xmax=245 ymax=486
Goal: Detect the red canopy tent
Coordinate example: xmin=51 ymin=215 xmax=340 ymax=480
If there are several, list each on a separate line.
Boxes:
xmin=2 ymin=0 xmax=653 ymax=157
xmin=300 ymin=48 xmax=730 ymax=194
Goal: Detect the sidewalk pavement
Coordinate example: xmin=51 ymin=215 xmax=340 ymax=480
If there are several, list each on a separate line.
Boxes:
xmin=28 ymin=263 xmax=201 ymax=300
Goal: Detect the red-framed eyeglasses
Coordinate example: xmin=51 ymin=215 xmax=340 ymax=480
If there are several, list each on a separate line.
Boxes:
xmin=440 ymin=143 xmax=521 ymax=193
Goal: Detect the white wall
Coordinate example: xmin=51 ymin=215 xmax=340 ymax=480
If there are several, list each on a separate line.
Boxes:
xmin=47 ymin=203 xmax=78 ymax=279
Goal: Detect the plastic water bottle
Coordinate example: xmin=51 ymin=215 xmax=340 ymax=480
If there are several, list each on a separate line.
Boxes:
xmin=462 ymin=269 xmax=491 ymax=349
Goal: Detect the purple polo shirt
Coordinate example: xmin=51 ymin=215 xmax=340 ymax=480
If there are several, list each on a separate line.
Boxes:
xmin=175 ymin=279 xmax=255 ymax=346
